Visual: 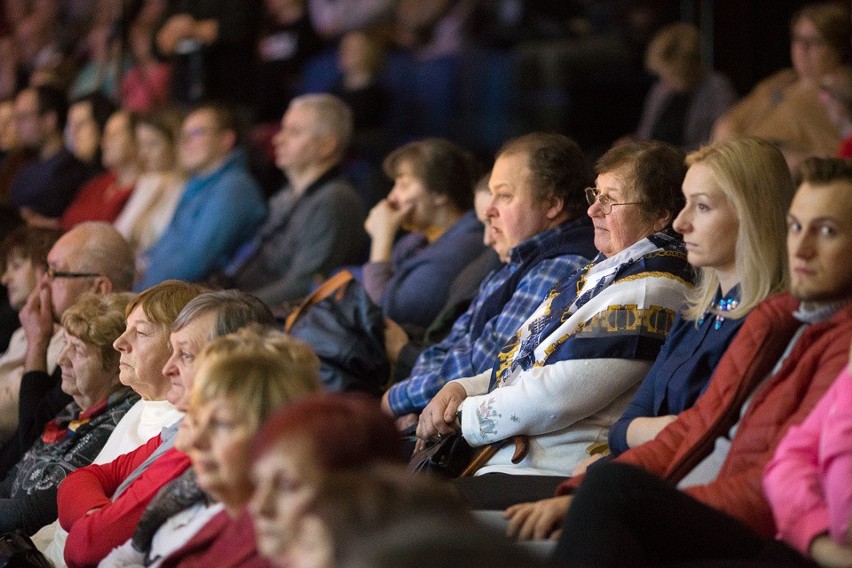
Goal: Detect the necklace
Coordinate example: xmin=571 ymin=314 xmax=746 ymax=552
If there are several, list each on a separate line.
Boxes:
xmin=699 ymin=297 xmax=739 ymax=330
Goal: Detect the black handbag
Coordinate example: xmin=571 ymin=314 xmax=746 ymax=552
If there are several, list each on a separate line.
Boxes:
xmin=408 ymin=432 xmax=475 ymax=479
xmin=0 ymin=531 xmax=51 ymax=568
xmin=284 ymin=270 xmax=389 ymax=395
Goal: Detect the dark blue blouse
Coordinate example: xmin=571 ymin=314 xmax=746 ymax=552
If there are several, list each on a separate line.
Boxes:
xmin=608 ymin=286 xmax=744 ymax=457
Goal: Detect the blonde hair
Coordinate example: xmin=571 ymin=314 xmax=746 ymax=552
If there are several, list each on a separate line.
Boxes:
xmin=682 ymin=138 xmax=791 ymax=320
xmin=190 ymin=326 xmax=321 ymax=429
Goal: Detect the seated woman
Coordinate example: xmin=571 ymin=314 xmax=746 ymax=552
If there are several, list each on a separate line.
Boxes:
xmin=60 ymin=110 xmax=142 ymax=230
xmin=416 ymin=141 xmax=694 ymax=506
xmin=36 ymin=280 xmax=204 ymax=562
xmin=285 ymin=466 xmax=542 ymax=568
xmin=0 ymin=293 xmax=136 ymax=535
xmin=362 ymin=138 xmax=486 ymax=328
xmin=113 ymin=108 xmax=185 ymax=258
xmin=604 ymin=137 xmax=792 ymax=463
xmin=99 ymin=326 xmax=321 ymax=568
xmin=628 ymin=22 xmax=736 ymax=151
xmin=249 ymin=393 xmax=405 ymax=567
xmin=713 ymin=2 xmax=851 ymax=167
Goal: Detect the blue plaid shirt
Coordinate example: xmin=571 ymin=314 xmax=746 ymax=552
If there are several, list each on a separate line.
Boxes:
xmin=386 ymin=227 xmax=590 ymax=415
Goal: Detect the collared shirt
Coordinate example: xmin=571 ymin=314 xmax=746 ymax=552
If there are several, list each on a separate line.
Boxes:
xmin=387 ymin=223 xmax=590 ymax=415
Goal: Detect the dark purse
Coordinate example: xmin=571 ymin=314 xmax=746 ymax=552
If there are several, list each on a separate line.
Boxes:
xmin=0 ymin=531 xmax=51 ymax=568
xmin=407 ymin=432 xmax=475 ymax=479
xmin=284 ymin=270 xmax=389 ymax=395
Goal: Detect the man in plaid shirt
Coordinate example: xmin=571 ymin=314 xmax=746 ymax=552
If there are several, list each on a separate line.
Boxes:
xmin=382 ymin=133 xmax=597 ymax=424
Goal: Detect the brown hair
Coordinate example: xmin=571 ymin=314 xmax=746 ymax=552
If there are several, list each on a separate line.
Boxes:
xmin=792 ymin=2 xmax=852 ymax=61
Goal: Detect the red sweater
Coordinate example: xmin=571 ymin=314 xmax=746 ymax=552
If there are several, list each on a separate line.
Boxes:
xmin=557 ymin=294 xmax=852 ymax=538
xmin=59 ymin=435 xmax=191 ymax=568
xmin=158 ymin=508 xmax=274 ymax=568
xmin=61 ymin=171 xmax=134 ymax=230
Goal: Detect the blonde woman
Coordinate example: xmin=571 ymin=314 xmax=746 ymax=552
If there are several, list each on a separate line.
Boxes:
xmin=604 ymin=137 xmax=792 ymax=462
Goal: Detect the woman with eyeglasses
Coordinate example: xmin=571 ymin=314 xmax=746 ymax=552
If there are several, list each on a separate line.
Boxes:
xmin=712 ymin=3 xmax=851 ymax=168
xmin=416 ymin=141 xmax=693 ymax=506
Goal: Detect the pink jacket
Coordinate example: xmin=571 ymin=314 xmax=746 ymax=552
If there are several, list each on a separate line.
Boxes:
xmin=764 ymin=366 xmax=852 ymax=555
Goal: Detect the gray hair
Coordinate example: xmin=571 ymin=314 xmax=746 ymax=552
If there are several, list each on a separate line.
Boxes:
xmin=288 ymin=94 xmax=353 ymax=159
xmin=172 ymin=289 xmax=274 ymax=339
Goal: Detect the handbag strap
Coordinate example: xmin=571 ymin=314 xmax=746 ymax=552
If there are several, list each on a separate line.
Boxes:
xmin=284 ymin=270 xmax=354 ymax=332
xmin=459 ymin=435 xmax=529 ymax=477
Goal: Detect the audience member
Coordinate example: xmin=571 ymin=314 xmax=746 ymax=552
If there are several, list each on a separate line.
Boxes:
xmin=627 ymin=22 xmax=736 ymax=151
xmin=0 ymin=292 xmax=136 ymax=535
xmin=108 ymin=327 xmax=322 ymax=568
xmin=113 ymin=107 xmax=185 ymax=257
xmin=331 ymin=30 xmax=389 ymax=133
xmin=0 ymin=97 xmax=34 ymax=206
xmin=68 ymin=21 xmax=129 ymax=102
xmin=121 ymin=0 xmax=171 ymax=113
xmin=382 ymin=133 xmax=597 ymax=428
xmin=10 ymin=86 xmax=96 ymax=222
xmin=155 ymin=0 xmax=260 ymax=106
xmin=417 ymin=141 xmax=693 ymax=506
xmin=0 ymin=226 xmax=64 ymax=443
xmin=285 ymin=466 xmax=542 ymax=568
xmin=250 ymin=393 xmax=404 ymax=566
xmin=214 ymin=94 xmax=367 ymax=306
xmin=0 ymin=222 xmax=134 ymax=476
xmin=503 ymin=157 xmax=852 ymax=560
xmin=763 ymin=339 xmax=852 ymax=567
xmin=363 ymin=138 xmax=485 ymax=328
xmin=56 ymin=110 xmax=141 ymax=230
xmin=54 ymin=290 xmax=275 ymax=568
xmin=64 ymin=92 xmax=116 ymax=170
xmin=136 ymin=103 xmax=266 ymax=289
xmin=254 ymin=0 xmax=323 ymax=124
xmin=602 ymin=137 xmax=792 ymax=464
xmin=34 ymin=279 xmax=201 ymax=561
xmin=713 ymin=2 xmax=852 ymax=167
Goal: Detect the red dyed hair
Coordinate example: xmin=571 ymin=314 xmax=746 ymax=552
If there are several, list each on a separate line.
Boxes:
xmin=253 ymin=393 xmax=404 ymax=470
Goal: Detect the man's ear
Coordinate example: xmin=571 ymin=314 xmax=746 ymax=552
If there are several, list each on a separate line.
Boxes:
xmin=93 ymin=276 xmax=113 ymax=295
xmin=220 ymin=129 xmax=237 ymax=155
xmin=544 ymin=195 xmax=565 ymax=220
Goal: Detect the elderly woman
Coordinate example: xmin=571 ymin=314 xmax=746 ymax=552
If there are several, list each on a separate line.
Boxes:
xmin=250 ymin=394 xmax=404 ymax=567
xmin=713 ymin=2 xmax=852 ymax=166
xmin=56 ymin=290 xmax=275 ymax=568
xmin=37 ymin=280 xmax=204 ymax=564
xmin=112 ymin=327 xmax=321 ymax=568
xmin=0 ymin=292 xmax=136 ymax=535
xmin=417 ymin=141 xmax=693 ymax=505
xmin=363 ymin=138 xmax=486 ymax=328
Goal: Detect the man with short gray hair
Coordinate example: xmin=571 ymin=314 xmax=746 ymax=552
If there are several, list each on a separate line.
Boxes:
xmin=213 ymin=94 xmax=367 ymax=305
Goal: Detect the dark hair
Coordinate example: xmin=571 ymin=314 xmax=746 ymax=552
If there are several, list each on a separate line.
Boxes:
xmin=0 ymin=226 xmax=63 ymax=267
xmin=69 ymin=92 xmax=117 ymax=133
xmin=382 ymin=138 xmax=478 ymax=211
xmin=254 ymin=393 xmax=404 ymax=469
xmin=190 ymin=101 xmax=240 ymax=145
xmin=34 ymin=85 xmax=68 ymax=131
xmin=792 ymin=2 xmax=852 ymax=61
xmin=137 ymin=106 xmax=184 ymax=146
xmin=596 ymin=140 xmax=686 ymax=225
xmin=496 ymin=132 xmax=591 ymax=218
xmin=796 ymin=156 xmax=852 ymax=187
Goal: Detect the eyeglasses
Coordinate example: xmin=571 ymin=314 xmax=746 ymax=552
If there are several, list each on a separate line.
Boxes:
xmin=47 ymin=268 xmax=101 ymax=280
xmin=584 ymin=187 xmax=642 ymax=215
